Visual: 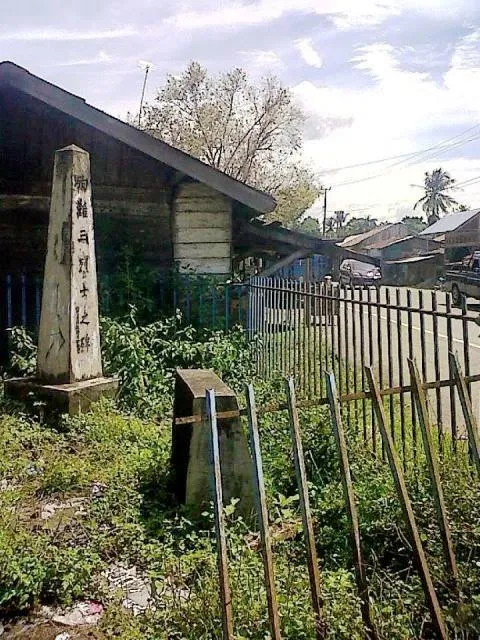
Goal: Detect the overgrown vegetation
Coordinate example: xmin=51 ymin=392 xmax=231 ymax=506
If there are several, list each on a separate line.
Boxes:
xmin=7 ymin=311 xmax=255 ymax=418
xmin=2 ymin=319 xmax=480 ymax=638
xmin=0 ymin=389 xmax=479 ymax=638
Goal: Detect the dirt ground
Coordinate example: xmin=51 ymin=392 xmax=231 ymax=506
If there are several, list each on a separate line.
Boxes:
xmin=2 ymin=619 xmax=105 ymax=640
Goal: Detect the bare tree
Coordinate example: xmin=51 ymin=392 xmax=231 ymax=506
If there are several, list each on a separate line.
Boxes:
xmin=136 ymin=62 xmax=319 ymax=225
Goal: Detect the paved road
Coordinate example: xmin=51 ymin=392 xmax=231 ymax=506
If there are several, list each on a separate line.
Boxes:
xmin=337 ymin=285 xmax=480 ymax=437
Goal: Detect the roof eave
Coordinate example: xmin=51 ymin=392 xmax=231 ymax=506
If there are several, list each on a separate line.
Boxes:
xmin=0 ymin=61 xmax=276 ymax=215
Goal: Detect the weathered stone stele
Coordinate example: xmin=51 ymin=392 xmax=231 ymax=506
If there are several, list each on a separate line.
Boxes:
xmin=37 ymin=145 xmax=102 ymax=383
xmin=172 ymin=369 xmax=255 ymax=519
xmin=4 ymin=145 xmax=118 ymax=414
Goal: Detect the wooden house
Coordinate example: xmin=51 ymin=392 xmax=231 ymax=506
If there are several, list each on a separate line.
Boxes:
xmin=0 ymin=61 xmax=277 ymax=278
xmin=0 ymin=61 xmax=379 ymax=281
xmin=420 ymin=209 xmax=480 ymax=262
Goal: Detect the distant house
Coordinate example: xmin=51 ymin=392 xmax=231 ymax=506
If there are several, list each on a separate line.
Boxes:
xmin=337 ymin=223 xmax=411 ymax=257
xmin=420 ymin=209 xmax=480 ymax=262
xmin=338 ymin=222 xmax=443 ymax=284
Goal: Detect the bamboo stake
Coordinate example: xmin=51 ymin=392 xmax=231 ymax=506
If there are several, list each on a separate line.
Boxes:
xmin=285 ymin=377 xmax=326 ymax=639
xmin=246 ymin=384 xmax=282 ymax=640
xmin=364 ymin=367 xmax=449 ymax=640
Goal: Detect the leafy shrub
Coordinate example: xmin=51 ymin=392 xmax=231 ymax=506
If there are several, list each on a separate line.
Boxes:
xmin=6 ymin=309 xmax=255 ymax=418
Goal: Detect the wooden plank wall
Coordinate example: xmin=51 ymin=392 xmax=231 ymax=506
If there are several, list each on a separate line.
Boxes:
xmin=174 ymin=183 xmax=232 ymax=275
xmin=0 ymin=88 xmax=173 ymax=274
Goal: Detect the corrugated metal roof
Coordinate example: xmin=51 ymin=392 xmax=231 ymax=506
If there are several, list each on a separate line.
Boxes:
xmin=419 ymin=209 xmax=480 ymax=235
xmin=337 ymin=224 xmax=396 ymax=248
xmin=385 ymin=254 xmax=436 ymax=264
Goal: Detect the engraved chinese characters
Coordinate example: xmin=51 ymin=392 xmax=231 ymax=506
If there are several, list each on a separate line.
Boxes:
xmin=37 ymin=146 xmax=103 ymax=383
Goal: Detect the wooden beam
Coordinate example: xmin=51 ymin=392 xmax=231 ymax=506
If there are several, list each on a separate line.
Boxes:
xmin=0 ymin=195 xmax=50 ymax=211
xmin=245 ymin=384 xmax=282 ymax=640
xmin=449 ymin=352 xmax=480 ymax=475
xmin=206 ymin=389 xmax=235 ymax=640
xmin=259 ymin=249 xmax=308 ymax=278
xmin=285 ymin=377 xmax=326 ymax=639
xmin=326 ymin=372 xmax=377 ymax=639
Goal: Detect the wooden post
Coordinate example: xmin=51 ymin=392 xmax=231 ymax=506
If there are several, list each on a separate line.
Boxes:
xmin=408 ymin=359 xmax=458 ymax=586
xmin=364 ymin=366 xmax=449 ymax=640
xmin=326 ymin=372 xmax=377 ymax=640
xmin=206 ymin=389 xmax=235 ymax=640
xmin=449 ymin=352 xmax=480 ymax=476
xmin=285 ymin=377 xmax=326 ymax=639
xmin=245 ymin=384 xmax=282 ymax=640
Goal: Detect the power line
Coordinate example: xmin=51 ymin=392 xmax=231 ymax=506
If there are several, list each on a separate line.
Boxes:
xmin=323 ymin=123 xmax=480 ymax=174
xmin=330 ymin=124 xmax=480 ymax=188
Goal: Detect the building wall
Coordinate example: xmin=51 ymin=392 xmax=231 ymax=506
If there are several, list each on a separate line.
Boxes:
xmin=0 ymin=87 xmax=172 ymax=274
xmin=357 ymin=223 xmax=410 ymax=254
xmin=445 ymin=213 xmax=480 ymax=248
xmin=173 ymin=183 xmax=232 ymax=275
xmin=382 ymin=236 xmax=436 ymax=260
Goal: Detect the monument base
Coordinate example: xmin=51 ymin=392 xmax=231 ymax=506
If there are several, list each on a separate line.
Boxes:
xmin=4 ymin=376 xmax=119 ymax=416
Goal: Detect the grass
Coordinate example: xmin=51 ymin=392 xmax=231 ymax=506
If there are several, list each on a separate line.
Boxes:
xmin=0 ymin=383 xmax=479 ymax=638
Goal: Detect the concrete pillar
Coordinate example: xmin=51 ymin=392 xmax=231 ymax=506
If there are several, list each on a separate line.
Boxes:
xmin=37 ymin=145 xmax=102 ymax=383
xmin=5 ymin=145 xmax=118 ymax=414
xmin=172 ymin=369 xmax=255 ymax=518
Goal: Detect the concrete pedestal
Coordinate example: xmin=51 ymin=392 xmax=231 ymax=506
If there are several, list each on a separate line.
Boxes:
xmin=4 ymin=376 xmax=119 ymax=416
xmin=172 ymin=369 xmax=255 ymax=518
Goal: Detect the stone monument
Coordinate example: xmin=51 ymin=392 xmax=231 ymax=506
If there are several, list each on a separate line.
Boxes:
xmin=171 ymin=369 xmax=255 ymax=518
xmin=5 ymin=145 xmax=118 ymax=414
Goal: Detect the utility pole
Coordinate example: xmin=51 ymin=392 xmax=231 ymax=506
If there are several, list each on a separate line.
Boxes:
xmin=138 ymin=60 xmax=153 ymax=127
xmin=321 ymin=186 xmax=332 ymax=237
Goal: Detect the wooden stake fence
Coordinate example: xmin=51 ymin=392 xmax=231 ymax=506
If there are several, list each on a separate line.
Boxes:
xmin=365 ymin=366 xmax=449 ymax=640
xmin=245 ymin=384 xmax=282 ymax=640
xmin=326 ymin=371 xmax=377 ymax=640
xmin=199 ymin=352 xmax=480 ymax=638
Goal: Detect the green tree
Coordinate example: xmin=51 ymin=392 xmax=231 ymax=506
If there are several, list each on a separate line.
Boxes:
xmin=137 ymin=61 xmax=319 ymax=226
xmin=295 ymin=216 xmax=322 ymax=236
xmin=401 ymin=215 xmax=427 ymax=234
xmin=343 ymin=215 xmax=378 ymax=236
xmin=414 ymin=168 xmax=458 ymax=225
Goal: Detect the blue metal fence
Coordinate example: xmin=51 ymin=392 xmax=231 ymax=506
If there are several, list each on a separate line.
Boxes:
xmin=0 ymin=272 xmax=252 ymax=363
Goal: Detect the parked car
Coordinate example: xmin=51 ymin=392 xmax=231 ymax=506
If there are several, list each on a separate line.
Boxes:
xmin=339 ymin=259 xmax=382 ymax=287
xmin=445 ymin=251 xmax=480 ymax=305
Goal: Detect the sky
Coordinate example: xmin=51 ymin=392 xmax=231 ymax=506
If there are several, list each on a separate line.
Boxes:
xmin=2 ymin=0 xmax=480 ymax=223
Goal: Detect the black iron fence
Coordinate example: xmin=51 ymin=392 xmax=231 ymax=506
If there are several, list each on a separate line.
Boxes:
xmin=248 ymin=277 xmax=480 ymax=456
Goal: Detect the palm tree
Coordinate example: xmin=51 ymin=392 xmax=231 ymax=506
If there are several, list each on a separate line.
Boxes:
xmin=414 ymin=168 xmax=458 ymax=225
xmin=334 ymin=210 xmax=349 ymax=231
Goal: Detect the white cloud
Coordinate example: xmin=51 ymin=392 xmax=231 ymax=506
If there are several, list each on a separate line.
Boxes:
xmin=0 ymin=27 xmax=137 ymax=41
xmin=165 ymin=0 xmax=472 ymax=32
xmin=57 ymin=51 xmax=114 ymax=67
xmin=294 ymin=30 xmax=480 ymax=221
xmin=165 ymin=0 xmax=401 ymax=31
xmin=295 ymin=38 xmax=322 ymax=69
xmin=240 ymin=49 xmax=283 ymax=69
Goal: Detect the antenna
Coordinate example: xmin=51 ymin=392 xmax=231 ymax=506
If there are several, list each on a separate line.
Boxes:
xmin=138 ymin=60 xmax=153 ymax=127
